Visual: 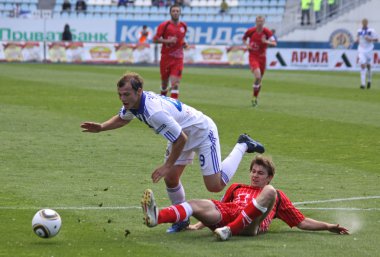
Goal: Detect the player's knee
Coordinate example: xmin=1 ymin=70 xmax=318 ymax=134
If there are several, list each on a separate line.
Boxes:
xmin=205 ymin=183 xmax=224 ymax=193
xmin=262 ymin=185 xmax=276 ymax=200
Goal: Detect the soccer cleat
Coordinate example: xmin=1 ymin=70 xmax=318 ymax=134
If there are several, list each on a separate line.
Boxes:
xmin=214 ymin=226 xmax=232 ymax=241
xmin=141 ymin=189 xmax=158 ymax=227
xmin=166 ymin=219 xmax=190 ymax=233
xmin=367 ymin=82 xmax=371 ymax=89
xmin=360 ymin=85 xmax=365 ymax=89
xmin=251 ymin=98 xmax=258 ymax=107
xmin=237 ymin=134 xmax=265 ymax=153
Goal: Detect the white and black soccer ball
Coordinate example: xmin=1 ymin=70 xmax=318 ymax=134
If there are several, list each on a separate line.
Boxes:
xmin=32 ymin=209 xmax=62 ymax=238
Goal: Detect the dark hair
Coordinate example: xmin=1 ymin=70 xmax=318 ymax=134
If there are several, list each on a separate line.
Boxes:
xmin=250 ymin=155 xmax=276 ymax=177
xmin=170 ymin=4 xmax=181 ymax=12
xmin=117 ymin=72 xmax=144 ymax=92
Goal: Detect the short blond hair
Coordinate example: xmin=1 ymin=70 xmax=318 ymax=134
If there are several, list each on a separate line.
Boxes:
xmin=117 ymin=71 xmax=144 ymax=92
xmin=250 ymin=155 xmax=275 ymax=177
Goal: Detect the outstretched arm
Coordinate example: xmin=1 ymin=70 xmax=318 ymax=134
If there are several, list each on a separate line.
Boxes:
xmin=187 ymin=221 xmax=206 ymax=230
xmin=81 ymin=115 xmax=130 ymax=133
xmin=297 ymin=218 xmax=349 ymax=235
xmin=151 ymin=131 xmax=188 ymax=183
xmin=154 ymin=37 xmax=177 ymax=45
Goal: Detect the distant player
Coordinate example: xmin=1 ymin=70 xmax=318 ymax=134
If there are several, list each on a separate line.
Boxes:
xmin=153 ymin=4 xmax=188 ymax=99
xmin=141 ymin=155 xmax=349 ymax=240
xmin=243 ymin=16 xmax=277 ymax=107
xmin=138 ymin=25 xmax=150 ymax=44
xmin=81 ymin=71 xmax=265 ymax=233
xmin=356 ymin=18 xmax=378 ymax=89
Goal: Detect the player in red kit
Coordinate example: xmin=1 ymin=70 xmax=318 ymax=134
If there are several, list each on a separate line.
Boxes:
xmin=141 ymin=155 xmax=349 ymax=240
xmin=153 ymin=4 xmax=188 ymax=99
xmin=243 ymin=16 xmax=277 ymax=107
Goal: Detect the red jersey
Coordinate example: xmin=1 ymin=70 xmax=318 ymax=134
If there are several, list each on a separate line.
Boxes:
xmin=154 ymin=20 xmax=187 ymax=58
xmin=220 ymin=183 xmax=305 ymax=232
xmin=243 ymin=27 xmax=273 ymax=57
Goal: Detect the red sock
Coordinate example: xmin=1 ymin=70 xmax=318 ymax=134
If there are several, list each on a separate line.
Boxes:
xmin=158 ymin=204 xmax=187 ymax=224
xmin=170 ymin=90 xmax=179 ymax=99
xmin=161 ymin=90 xmax=168 ymax=96
xmin=253 ymin=84 xmax=261 ymax=97
xmin=228 ymin=201 xmax=264 ymax=235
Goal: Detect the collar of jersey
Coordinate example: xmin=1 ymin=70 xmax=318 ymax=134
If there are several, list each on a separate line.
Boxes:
xmin=130 ymin=91 xmax=146 ymax=116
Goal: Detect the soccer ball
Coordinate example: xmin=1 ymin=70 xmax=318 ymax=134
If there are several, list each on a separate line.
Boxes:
xmin=32 ymin=209 xmax=62 ymax=238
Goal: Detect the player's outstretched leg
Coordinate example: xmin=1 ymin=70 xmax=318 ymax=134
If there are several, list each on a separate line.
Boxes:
xmin=237 ymin=134 xmax=265 ymax=153
xmin=214 ymin=226 xmax=232 ymax=241
xmin=141 ymin=189 xmax=158 ymax=227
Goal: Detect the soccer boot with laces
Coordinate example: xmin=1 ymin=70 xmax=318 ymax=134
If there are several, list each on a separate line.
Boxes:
xmin=237 ymin=134 xmax=265 ymax=153
xmin=166 ymin=219 xmax=190 ymax=233
xmin=141 ymin=189 xmax=158 ymax=227
xmin=214 ymin=226 xmax=232 ymax=241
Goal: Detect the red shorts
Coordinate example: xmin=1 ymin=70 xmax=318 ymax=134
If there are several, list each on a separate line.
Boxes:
xmin=207 ymin=200 xmax=269 ymax=233
xmin=160 ymin=56 xmax=184 ymax=81
xmin=249 ymin=55 xmax=266 ymax=76
xmin=206 ymin=200 xmax=243 ymax=231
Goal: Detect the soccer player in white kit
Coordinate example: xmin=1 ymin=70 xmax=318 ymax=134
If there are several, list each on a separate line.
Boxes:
xmin=356 ymin=18 xmax=378 ymax=89
xmin=80 ymin=71 xmax=265 ymax=233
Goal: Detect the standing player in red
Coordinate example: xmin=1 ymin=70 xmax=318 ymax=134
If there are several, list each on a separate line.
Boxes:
xmin=153 ymin=4 xmax=187 ymax=99
xmin=243 ymin=16 xmax=277 ymax=107
xmin=141 ymin=155 xmax=349 ymax=239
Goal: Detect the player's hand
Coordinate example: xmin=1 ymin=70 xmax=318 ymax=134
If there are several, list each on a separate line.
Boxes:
xmin=187 ymin=222 xmax=205 ymax=230
xmin=364 ymin=36 xmax=372 ymax=42
xmin=151 ymin=165 xmax=171 ymax=183
xmin=328 ymin=224 xmax=349 ymax=235
xmin=183 ymin=42 xmax=189 ymax=49
xmin=80 ymin=122 xmax=102 ymax=133
xmin=166 ymin=37 xmax=177 ymax=44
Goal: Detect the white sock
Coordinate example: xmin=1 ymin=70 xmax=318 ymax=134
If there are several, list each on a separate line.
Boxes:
xmin=252 ymin=199 xmax=267 ymax=213
xmin=180 ymin=202 xmax=193 ymax=221
xmin=167 ymin=182 xmax=185 ymax=205
xmin=367 ymin=67 xmax=372 ymax=83
xmin=220 ymin=143 xmax=247 ymax=185
xmin=361 ymin=68 xmax=366 ymax=85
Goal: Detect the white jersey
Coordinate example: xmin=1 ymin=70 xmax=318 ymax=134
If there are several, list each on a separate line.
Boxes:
xmin=118 ymin=91 xmax=209 ymax=147
xmin=357 ymin=27 xmax=378 ymax=53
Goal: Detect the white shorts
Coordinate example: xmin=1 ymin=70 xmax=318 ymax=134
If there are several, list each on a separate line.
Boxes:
xmin=165 ymin=117 xmax=222 ymax=176
xmin=358 ymin=51 xmax=372 ymax=65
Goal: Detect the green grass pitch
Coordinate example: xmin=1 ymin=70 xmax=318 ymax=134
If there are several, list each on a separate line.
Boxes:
xmin=0 ymin=63 xmax=379 ymax=257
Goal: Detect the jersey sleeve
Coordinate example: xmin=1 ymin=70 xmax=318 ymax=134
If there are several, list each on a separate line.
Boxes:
xmin=153 ymin=22 xmax=166 ymax=41
xmin=264 ymin=28 xmax=273 ymax=39
xmin=371 ymin=29 xmax=378 ymax=40
xmin=243 ymin=28 xmax=252 ymax=40
xmin=276 ymin=190 xmax=305 ymax=227
xmin=147 ymin=111 xmax=182 ymax=143
xmin=118 ymin=106 xmax=135 ymax=121
xmin=220 ymin=183 xmax=241 ymax=202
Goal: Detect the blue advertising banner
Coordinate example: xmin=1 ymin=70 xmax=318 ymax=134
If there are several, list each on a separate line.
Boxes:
xmin=115 ymin=20 xmax=252 ymax=45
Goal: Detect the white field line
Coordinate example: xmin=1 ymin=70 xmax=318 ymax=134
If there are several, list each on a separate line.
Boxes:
xmin=293 ymin=195 xmax=380 ymax=205
xmin=0 ymin=195 xmax=379 ymax=211
xmin=297 ymin=207 xmax=380 ymax=211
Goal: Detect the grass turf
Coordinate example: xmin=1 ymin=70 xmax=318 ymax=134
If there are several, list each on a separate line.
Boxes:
xmin=0 ymin=63 xmax=379 ymax=257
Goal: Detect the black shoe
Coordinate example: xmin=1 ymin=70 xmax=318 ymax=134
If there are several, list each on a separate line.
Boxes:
xmin=360 ymin=85 xmax=365 ymax=89
xmin=237 ymin=134 xmax=265 ymax=153
xmin=367 ymin=82 xmax=371 ymax=89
